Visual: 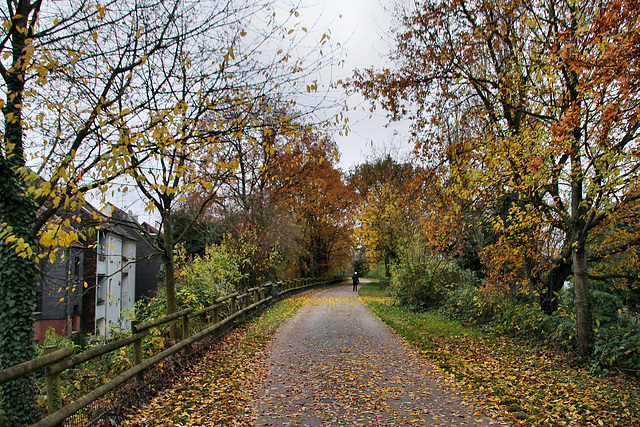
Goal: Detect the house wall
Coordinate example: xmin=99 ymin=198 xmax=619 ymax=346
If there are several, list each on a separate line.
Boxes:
xmin=108 ymin=210 xmax=162 ymax=302
xmin=34 ymin=245 xmax=84 ymax=344
xmin=95 ymin=230 xmax=137 ymax=336
xmin=134 ymin=236 xmax=162 ymax=302
xmin=34 ymin=316 xmax=81 ymax=344
xmin=81 ymin=239 xmax=97 ymax=334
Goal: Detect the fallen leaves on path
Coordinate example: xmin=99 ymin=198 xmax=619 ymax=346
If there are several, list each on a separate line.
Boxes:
xmin=360 ymin=286 xmax=640 ymax=426
xmin=120 ymin=291 xmax=318 ymax=426
xmin=253 ymin=287 xmax=505 ymax=426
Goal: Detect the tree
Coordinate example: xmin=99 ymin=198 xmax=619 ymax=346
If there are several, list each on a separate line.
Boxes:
xmin=0 ymin=0 xmax=216 ymax=422
xmin=351 ymin=0 xmax=640 ymax=358
xmin=350 ymin=155 xmax=420 ymax=281
xmin=355 ymin=185 xmax=405 ymax=281
xmin=113 ymin=2 xmax=336 ymax=338
xmin=271 ymin=135 xmax=356 ymax=277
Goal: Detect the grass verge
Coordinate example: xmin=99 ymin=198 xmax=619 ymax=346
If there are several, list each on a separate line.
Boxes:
xmin=121 ymin=288 xmax=321 ymax=426
xmin=359 ymin=282 xmax=640 ymax=427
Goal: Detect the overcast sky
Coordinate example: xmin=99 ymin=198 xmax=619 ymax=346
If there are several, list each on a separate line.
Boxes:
xmin=297 ymin=0 xmax=412 ymax=171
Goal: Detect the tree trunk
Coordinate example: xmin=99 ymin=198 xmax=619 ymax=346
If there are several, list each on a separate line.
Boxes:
xmin=0 ymin=5 xmax=40 ymax=421
xmin=573 ymin=236 xmax=592 ymax=358
xmin=162 ymin=210 xmax=178 ymax=339
xmin=384 ymin=252 xmax=391 ymax=284
xmin=570 ymin=130 xmax=592 ymax=358
xmin=0 ymin=170 xmax=39 ymax=426
xmin=540 ymin=259 xmax=572 ymax=315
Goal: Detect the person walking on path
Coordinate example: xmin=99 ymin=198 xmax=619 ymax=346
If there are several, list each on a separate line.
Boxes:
xmin=352 ymin=271 xmax=359 ymax=291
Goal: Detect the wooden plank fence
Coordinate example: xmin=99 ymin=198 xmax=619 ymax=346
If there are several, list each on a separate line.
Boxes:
xmin=0 ymin=277 xmax=328 ymax=427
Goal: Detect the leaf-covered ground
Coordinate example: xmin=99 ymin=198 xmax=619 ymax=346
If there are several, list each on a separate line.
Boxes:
xmin=359 ymin=283 xmax=640 ymax=426
xmin=120 ymin=289 xmax=322 ymax=426
xmin=253 ymin=283 xmax=505 ymax=426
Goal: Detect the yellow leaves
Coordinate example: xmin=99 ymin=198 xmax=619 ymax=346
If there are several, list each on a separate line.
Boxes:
xmin=4 ymin=112 xmax=16 ymax=123
xmin=306 ymin=81 xmax=318 ymax=93
xmin=92 ymin=32 xmax=98 ymax=42
xmin=97 ymin=4 xmax=107 ymax=20
xmin=8 ymin=236 xmax=35 ymax=259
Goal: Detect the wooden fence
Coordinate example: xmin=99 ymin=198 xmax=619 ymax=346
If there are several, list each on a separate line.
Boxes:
xmin=0 ymin=277 xmax=327 ymax=427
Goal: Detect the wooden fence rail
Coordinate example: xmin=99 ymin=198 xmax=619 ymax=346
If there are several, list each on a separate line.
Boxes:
xmin=0 ymin=277 xmax=326 ymax=427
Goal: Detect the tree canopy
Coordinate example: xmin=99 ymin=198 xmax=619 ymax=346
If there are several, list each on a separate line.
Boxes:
xmin=351 ymin=0 xmax=640 ymax=358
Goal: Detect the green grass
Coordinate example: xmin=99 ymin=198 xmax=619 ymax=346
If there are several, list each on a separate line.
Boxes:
xmin=358 ymin=282 xmax=640 ymax=426
xmin=359 ymin=282 xmax=480 ymax=340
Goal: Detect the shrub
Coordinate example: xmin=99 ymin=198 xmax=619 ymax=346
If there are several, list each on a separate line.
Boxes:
xmin=593 ymin=322 xmax=640 ymax=376
xmin=390 ymin=241 xmax=479 ymax=311
xmin=137 ymin=244 xmax=243 ymax=331
xmin=443 ymin=285 xmax=499 ymax=324
xmin=490 ymin=300 xmax=551 ymax=341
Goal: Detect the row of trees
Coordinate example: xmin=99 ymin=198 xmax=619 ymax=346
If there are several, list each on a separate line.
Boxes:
xmin=0 ymin=0 xmax=353 ymax=424
xmin=350 ymin=0 xmax=640 ymax=363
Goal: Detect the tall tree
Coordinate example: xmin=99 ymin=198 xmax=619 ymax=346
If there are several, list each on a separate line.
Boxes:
xmin=349 ymin=155 xmax=420 ymax=280
xmin=0 ymin=0 xmax=218 ymax=422
xmin=272 ymin=135 xmax=356 ymax=277
xmin=351 ymin=0 xmax=640 ymax=358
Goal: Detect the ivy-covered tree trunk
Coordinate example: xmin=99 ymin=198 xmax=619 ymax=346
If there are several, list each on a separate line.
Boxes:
xmin=0 ymin=4 xmax=39 ymax=421
xmin=0 ymin=169 xmax=39 ymax=426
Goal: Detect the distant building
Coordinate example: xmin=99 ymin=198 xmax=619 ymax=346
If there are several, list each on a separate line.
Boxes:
xmin=34 ymin=203 xmax=162 ymax=343
xmin=94 ymin=225 xmax=137 ymax=336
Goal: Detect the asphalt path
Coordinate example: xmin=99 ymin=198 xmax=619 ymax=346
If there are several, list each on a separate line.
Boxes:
xmin=253 ymin=281 xmax=507 ymax=426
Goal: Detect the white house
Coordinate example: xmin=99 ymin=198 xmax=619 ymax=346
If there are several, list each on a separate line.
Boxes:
xmin=95 ymin=227 xmax=137 ymax=336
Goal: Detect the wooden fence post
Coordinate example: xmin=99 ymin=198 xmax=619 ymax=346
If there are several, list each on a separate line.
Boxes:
xmin=182 ymin=312 xmax=190 ymax=340
xmin=131 ymin=321 xmax=143 ymax=385
xmin=230 ymin=295 xmax=236 ymax=315
xmin=212 ymin=305 xmax=219 ymax=325
xmin=44 ymin=345 xmax=63 ymax=423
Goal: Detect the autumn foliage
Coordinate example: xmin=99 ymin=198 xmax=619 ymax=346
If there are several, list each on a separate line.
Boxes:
xmin=351 ymin=0 xmax=640 ymax=362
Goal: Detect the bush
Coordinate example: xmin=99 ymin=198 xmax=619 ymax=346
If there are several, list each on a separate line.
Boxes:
xmin=490 ymin=300 xmax=552 ymax=340
xmin=137 ymin=244 xmax=243 ymax=332
xmin=593 ymin=321 xmax=640 ymax=376
xmin=390 ymin=244 xmax=479 ymax=311
xmin=443 ymin=285 xmax=499 ymax=324
xmin=443 ymin=284 xmax=640 ymax=377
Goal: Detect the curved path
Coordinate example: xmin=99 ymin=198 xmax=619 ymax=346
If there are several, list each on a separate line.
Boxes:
xmin=253 ymin=281 xmax=507 ymax=426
